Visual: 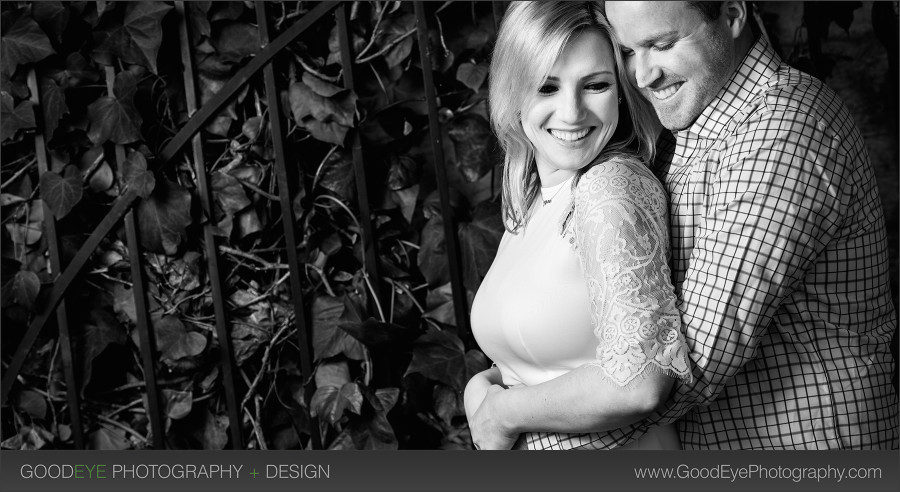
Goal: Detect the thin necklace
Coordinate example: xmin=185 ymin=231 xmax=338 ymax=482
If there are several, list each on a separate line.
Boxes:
xmin=542 ymin=179 xmax=570 ymax=206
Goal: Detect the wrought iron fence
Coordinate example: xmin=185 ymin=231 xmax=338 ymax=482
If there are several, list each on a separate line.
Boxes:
xmin=1 ymin=0 xmax=506 ymax=450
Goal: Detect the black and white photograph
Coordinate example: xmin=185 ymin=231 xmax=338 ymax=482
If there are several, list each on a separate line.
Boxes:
xmin=0 ymin=0 xmax=897 ymax=490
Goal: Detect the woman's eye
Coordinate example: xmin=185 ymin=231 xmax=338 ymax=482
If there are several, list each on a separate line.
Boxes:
xmin=654 ymin=42 xmax=674 ymax=51
xmin=538 ymin=84 xmax=558 ymax=95
xmin=586 ymin=82 xmax=611 ymax=92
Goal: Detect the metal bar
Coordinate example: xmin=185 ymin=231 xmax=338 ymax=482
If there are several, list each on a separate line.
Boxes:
xmin=336 ymin=3 xmax=393 ymax=389
xmin=255 ymin=1 xmax=321 ymax=450
xmin=123 ymin=210 xmax=165 ymax=449
xmin=98 ymin=44 xmax=166 ymax=448
xmin=25 ymin=69 xmax=85 ymax=450
xmin=1 ymin=0 xmax=341 ymax=406
xmin=160 ymin=1 xmax=339 ymax=164
xmin=492 ymin=1 xmax=506 ymax=32
xmin=336 ymin=4 xmax=383 ymax=305
xmin=177 ymin=1 xmax=244 ymax=449
xmin=414 ymin=1 xmax=471 ymax=337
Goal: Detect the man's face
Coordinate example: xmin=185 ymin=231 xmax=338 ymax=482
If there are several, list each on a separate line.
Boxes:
xmin=606 ymin=1 xmax=736 ymax=131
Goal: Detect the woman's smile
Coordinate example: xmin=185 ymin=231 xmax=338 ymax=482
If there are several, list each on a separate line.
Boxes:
xmin=547 ymin=127 xmax=595 ymax=142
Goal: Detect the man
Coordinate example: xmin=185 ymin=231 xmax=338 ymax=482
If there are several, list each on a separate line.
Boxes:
xmin=595 ymin=1 xmax=899 ymax=449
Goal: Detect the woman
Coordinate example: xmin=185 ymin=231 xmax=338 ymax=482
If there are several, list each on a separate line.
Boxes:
xmin=466 ymin=2 xmax=693 ymax=450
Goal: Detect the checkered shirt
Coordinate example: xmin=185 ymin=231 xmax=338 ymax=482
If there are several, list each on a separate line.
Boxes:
xmin=522 ymin=35 xmax=898 ymax=450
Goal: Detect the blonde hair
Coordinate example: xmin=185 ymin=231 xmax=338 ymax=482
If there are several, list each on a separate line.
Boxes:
xmin=489 ymin=1 xmax=659 ymax=233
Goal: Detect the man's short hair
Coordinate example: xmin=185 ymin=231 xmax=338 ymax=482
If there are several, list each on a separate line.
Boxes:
xmin=687 ymin=1 xmax=723 ymax=21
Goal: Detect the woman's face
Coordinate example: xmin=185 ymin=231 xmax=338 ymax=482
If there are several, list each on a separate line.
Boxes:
xmin=522 ymin=29 xmax=619 ymax=187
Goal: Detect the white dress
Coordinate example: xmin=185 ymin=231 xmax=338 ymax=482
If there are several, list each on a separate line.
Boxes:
xmin=470 ymin=156 xmax=693 ymax=450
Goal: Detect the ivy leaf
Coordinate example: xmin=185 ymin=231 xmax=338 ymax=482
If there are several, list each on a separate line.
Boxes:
xmin=1 ymin=70 xmax=29 ymax=99
xmin=60 ymin=52 xmax=101 ymax=87
xmin=194 ymin=409 xmax=229 ymax=450
xmin=458 ymin=200 xmax=504 ymax=292
xmin=110 ymin=283 xmax=137 ymax=324
xmin=302 ymin=72 xmax=343 ymax=97
xmin=386 ymin=153 xmax=422 ymax=191
xmin=405 ymin=326 xmax=467 ymax=391
xmin=211 ymin=171 xmax=251 ymax=216
xmin=1 ymin=93 xmax=36 ymax=141
xmin=417 ymin=215 xmax=449 ymax=287
xmin=211 ymin=21 xmax=260 ymax=63
xmin=187 ymin=2 xmax=211 ymax=40
xmin=433 ymin=384 xmax=462 ymax=426
xmin=455 ymin=62 xmax=489 ymax=92
xmin=136 ymin=179 xmax=191 ymax=255
xmin=0 ymin=13 xmax=54 ymax=76
xmin=10 ymin=270 xmax=40 ymax=310
xmin=230 ymin=321 xmax=269 ymax=366
xmin=39 ymin=77 xmax=68 ymax=138
xmin=447 ymin=113 xmax=497 ymax=183
xmin=314 ymin=359 xmax=351 ymax=388
xmin=86 ymin=71 xmax=142 ymax=145
xmin=465 ymin=349 xmax=490 ymax=380
xmin=40 ymin=166 xmax=83 ymax=219
xmin=81 ymin=309 xmax=127 ymax=394
xmin=311 ymin=382 xmax=364 ymax=424
xmin=241 ymin=116 xmax=262 ymax=141
xmin=93 ymin=2 xmax=173 ymax=74
xmin=288 ymin=79 xmax=357 ymax=146
xmin=165 ymin=251 xmax=202 ymax=291
xmin=32 ymin=1 xmax=69 ymax=44
xmin=89 ymin=427 xmax=130 ymax=450
xmin=289 ymin=78 xmax=355 ymax=125
xmin=3 ymin=199 xmax=43 ymax=247
xmin=1 ymin=426 xmax=55 ymax=450
xmin=375 ymin=14 xmax=416 ymax=68
xmin=163 ymin=389 xmax=193 ymax=420
xmin=339 ymin=317 xmax=420 ymax=350
xmin=208 ymin=1 xmax=244 ymax=22
xmin=362 ymin=387 xmax=400 ymax=447
xmin=154 ymin=315 xmax=207 ymax=364
xmin=78 ymin=146 xmax=114 ymax=193
xmin=121 ymin=150 xmax=156 ymax=198
xmin=311 ymin=295 xmax=366 ymax=361
xmin=317 ymin=149 xmax=356 ymax=202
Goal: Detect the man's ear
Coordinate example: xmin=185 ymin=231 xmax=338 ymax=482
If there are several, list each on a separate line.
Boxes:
xmin=722 ymin=1 xmax=748 ymax=39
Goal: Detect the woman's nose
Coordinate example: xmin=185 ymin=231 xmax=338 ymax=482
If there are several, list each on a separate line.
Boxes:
xmin=558 ymin=90 xmax=586 ymax=122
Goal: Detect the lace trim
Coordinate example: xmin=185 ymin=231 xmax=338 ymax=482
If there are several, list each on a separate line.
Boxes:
xmin=572 ymin=158 xmax=693 ymax=387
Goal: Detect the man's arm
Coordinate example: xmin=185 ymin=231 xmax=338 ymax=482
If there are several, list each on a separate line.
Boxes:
xmin=655 ymin=108 xmax=849 ymax=420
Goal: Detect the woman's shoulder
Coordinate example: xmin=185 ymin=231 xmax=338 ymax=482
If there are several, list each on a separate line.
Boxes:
xmin=581 ymin=152 xmax=654 ymax=180
xmin=576 ymin=153 xmax=664 ymax=199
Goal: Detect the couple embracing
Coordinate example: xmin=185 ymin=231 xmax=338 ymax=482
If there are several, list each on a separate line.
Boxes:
xmin=465 ymin=1 xmax=898 ymax=450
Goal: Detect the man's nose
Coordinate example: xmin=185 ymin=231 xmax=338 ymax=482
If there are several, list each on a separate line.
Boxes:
xmin=632 ymin=54 xmax=663 ymax=89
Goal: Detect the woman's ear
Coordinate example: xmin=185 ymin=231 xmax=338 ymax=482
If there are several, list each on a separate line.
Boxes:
xmin=723 ymin=1 xmax=748 ymax=39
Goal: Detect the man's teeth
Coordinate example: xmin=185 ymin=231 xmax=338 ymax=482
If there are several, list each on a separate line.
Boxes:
xmin=548 ymin=128 xmax=591 ymax=142
xmin=652 ymin=84 xmax=681 ymax=100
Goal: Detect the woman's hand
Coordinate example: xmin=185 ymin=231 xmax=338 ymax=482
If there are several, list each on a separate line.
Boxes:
xmin=464 ymin=370 xmax=495 ymax=421
xmin=468 ymin=385 xmax=519 ymax=450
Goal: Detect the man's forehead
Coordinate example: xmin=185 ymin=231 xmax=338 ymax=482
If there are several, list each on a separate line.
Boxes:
xmin=605 ymin=1 xmax=702 ymax=43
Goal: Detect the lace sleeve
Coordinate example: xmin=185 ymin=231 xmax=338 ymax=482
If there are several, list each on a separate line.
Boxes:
xmin=573 ymin=157 xmax=692 ymax=387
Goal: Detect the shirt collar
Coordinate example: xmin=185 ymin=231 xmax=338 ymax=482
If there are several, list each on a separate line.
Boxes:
xmin=681 ymin=35 xmax=782 ymax=140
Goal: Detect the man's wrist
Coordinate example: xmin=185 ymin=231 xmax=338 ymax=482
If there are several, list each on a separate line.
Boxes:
xmin=493 ymin=385 xmax=521 ymax=435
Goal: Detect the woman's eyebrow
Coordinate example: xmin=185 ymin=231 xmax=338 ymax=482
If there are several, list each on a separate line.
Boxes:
xmin=544 ymin=70 xmax=615 ymax=82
